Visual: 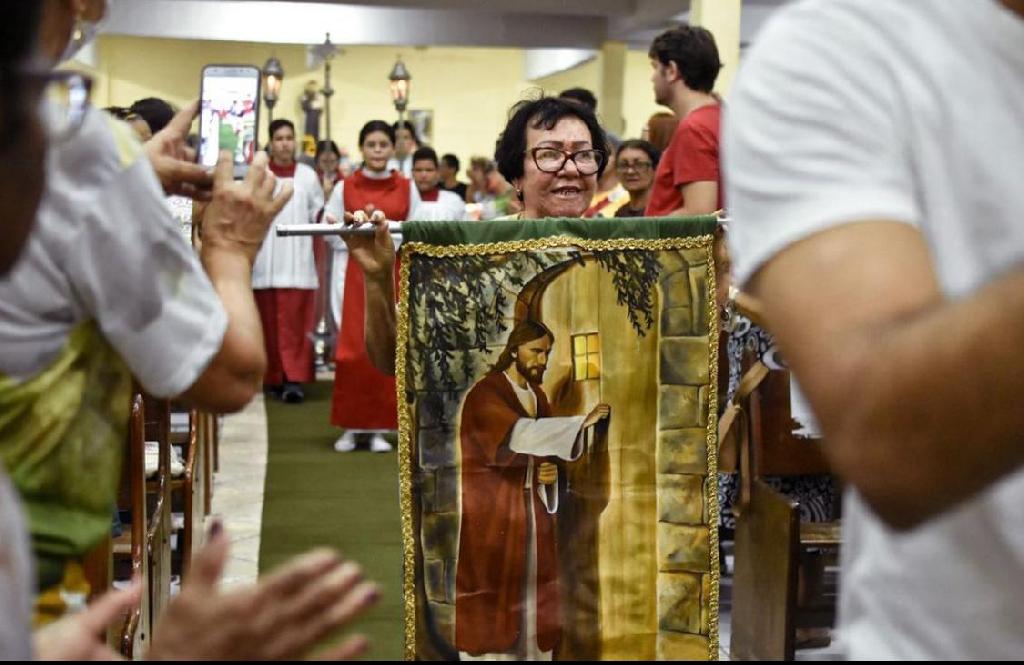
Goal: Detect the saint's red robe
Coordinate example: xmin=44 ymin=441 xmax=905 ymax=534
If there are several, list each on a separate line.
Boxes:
xmin=455 ymin=371 xmax=562 ymax=655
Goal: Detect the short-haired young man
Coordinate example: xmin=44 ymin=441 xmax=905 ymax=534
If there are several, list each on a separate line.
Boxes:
xmin=438 ymin=153 xmax=468 ymax=201
xmin=251 ymin=118 xmax=325 ymax=403
xmin=645 ymin=25 xmax=723 ymax=217
xmin=409 ymin=147 xmax=466 ymax=221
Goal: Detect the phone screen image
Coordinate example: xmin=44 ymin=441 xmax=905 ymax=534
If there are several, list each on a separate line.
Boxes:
xmin=199 ymin=66 xmax=260 ymax=175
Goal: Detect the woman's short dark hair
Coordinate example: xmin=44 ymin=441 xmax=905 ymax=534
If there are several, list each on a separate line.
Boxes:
xmin=494 ymin=96 xmax=608 ymax=185
xmin=616 ymin=139 xmax=661 ymax=169
xmin=359 ymin=120 xmax=396 ymax=147
xmin=268 ymin=118 xmax=295 ymax=139
xmin=648 ymin=25 xmax=722 ymax=94
xmin=315 ymin=139 xmax=341 ymax=160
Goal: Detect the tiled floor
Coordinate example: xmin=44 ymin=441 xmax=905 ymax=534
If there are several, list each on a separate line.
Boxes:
xmin=204 ymin=394 xmax=268 ymax=588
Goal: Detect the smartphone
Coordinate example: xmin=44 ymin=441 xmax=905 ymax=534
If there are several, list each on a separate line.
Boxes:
xmin=198 ymin=65 xmax=261 ymax=179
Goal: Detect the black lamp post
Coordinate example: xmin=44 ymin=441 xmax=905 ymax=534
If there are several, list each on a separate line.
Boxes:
xmin=262 ymin=56 xmax=285 ymax=124
xmin=388 ymin=56 xmax=411 ymax=126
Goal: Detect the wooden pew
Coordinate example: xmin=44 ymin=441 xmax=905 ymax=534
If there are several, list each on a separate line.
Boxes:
xmin=142 ymin=395 xmax=173 ymax=635
xmin=726 ymin=367 xmax=842 ymax=661
xmin=111 ymin=393 xmax=153 ymax=657
xmin=168 ymin=404 xmax=208 ymax=579
xmin=200 ymin=412 xmax=218 ymax=514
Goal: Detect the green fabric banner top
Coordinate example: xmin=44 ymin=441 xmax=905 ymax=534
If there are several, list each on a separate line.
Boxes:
xmin=401 ymin=216 xmax=718 ymax=246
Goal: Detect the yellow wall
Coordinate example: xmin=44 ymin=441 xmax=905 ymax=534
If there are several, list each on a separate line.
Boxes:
xmin=690 ymin=0 xmax=742 ymax=96
xmin=87 ymin=35 xmax=673 ymax=172
xmin=93 ymin=36 xmax=531 ymax=173
xmin=530 ymin=49 xmax=670 ymax=142
xmin=623 ymin=50 xmax=671 ymax=140
xmin=530 ymin=56 xmax=601 ymax=102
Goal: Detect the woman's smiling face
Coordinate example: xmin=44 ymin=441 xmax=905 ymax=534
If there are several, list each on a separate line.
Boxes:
xmin=515 ymin=115 xmax=598 ymax=219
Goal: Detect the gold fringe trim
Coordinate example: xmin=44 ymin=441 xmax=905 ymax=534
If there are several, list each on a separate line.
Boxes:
xmin=705 ymin=239 xmax=721 ymax=661
xmin=396 ymin=233 xmax=719 ymax=660
xmin=397 ymin=253 xmax=417 ymax=661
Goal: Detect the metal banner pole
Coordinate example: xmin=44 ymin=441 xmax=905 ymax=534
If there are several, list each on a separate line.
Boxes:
xmin=277 ymin=222 xmax=404 ymax=238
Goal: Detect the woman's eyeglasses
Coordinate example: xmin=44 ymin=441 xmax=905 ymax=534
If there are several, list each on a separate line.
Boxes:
xmin=529 ymin=147 xmax=606 ymax=176
xmin=615 ymin=160 xmax=653 ymax=174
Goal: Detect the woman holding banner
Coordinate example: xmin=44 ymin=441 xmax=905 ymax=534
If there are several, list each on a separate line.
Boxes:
xmin=339 ymin=96 xmax=608 ymax=376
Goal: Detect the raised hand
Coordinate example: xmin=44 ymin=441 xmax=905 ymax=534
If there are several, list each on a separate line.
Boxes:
xmin=200 ymin=151 xmax=293 ymax=265
xmin=582 ymin=403 xmax=611 ymax=429
xmin=341 ymin=206 xmax=396 ymax=279
xmin=148 ymin=522 xmax=379 ymax=660
xmin=32 ymin=579 xmax=143 ymax=661
xmin=144 ymin=100 xmax=214 ymax=200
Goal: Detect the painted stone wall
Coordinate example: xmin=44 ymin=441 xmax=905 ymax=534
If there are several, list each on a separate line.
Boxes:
xmin=655 ymin=247 xmax=716 ymax=660
xmin=410 ymin=246 xmax=716 ymax=659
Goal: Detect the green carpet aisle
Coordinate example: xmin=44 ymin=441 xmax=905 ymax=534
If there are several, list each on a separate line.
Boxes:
xmin=259 ymin=381 xmax=404 ymax=660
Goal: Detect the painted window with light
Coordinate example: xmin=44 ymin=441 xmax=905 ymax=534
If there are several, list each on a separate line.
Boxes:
xmin=572 ymin=332 xmax=601 ymax=381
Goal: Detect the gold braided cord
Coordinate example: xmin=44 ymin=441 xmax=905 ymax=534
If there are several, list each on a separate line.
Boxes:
xmin=704 ymin=240 xmax=721 ymax=661
xmin=396 ymin=233 xmax=719 ymax=660
xmin=401 ymin=233 xmax=714 ymax=259
xmin=396 ymin=255 xmax=417 ymax=661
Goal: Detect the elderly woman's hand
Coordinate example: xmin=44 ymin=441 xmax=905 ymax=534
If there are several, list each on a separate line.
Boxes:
xmin=144 ymin=101 xmax=214 ymax=201
xmin=339 ymin=206 xmax=396 ymax=281
xmin=201 ymin=151 xmax=292 ymax=265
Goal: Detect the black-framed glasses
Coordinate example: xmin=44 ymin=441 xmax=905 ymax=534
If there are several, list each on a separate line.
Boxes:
xmin=529 ymin=147 xmax=606 ymax=175
xmin=615 ymin=160 xmax=653 ymax=174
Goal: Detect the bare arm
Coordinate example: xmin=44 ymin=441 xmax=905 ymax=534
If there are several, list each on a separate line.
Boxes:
xmin=750 ymin=220 xmax=1024 ymax=530
xmin=180 ymin=152 xmax=293 ymax=412
xmin=663 ymin=180 xmax=719 ymax=218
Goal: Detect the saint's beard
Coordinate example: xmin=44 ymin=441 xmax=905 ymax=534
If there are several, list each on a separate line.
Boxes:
xmin=515 ymin=356 xmax=545 ymax=386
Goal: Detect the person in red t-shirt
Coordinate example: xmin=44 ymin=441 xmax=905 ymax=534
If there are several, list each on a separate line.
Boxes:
xmin=645 ymin=25 xmax=724 ymax=218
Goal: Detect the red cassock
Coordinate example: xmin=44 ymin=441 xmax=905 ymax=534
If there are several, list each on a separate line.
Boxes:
xmin=455 ymin=371 xmax=562 ymax=655
xmin=254 ymin=161 xmax=321 ymax=386
xmin=254 ymin=288 xmax=315 ymax=384
xmin=330 ymin=170 xmax=410 ymax=430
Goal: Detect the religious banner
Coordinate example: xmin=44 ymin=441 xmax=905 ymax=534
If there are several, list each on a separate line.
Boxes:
xmin=397 ymin=216 xmax=720 ymax=661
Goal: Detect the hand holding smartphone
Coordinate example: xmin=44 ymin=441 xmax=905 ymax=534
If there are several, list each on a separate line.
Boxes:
xmin=198 ymin=65 xmax=261 ymax=179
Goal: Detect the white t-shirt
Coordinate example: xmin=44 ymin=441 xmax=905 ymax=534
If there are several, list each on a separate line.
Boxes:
xmin=724 ymin=0 xmax=1024 ymax=659
xmin=251 ymin=162 xmax=324 ymax=290
xmin=0 ymin=107 xmax=227 ymax=398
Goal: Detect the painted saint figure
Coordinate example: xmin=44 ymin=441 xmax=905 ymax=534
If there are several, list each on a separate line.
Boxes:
xmin=455 ymin=320 xmax=610 ymax=660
